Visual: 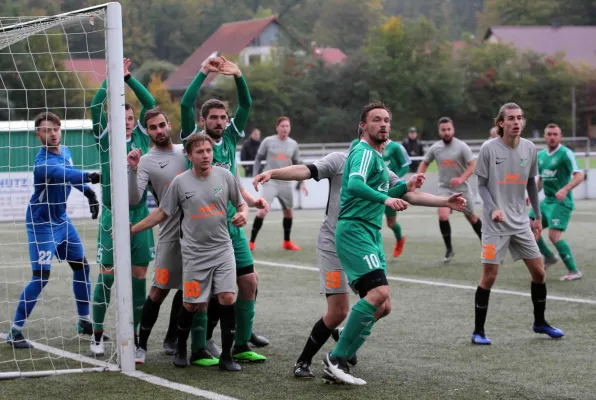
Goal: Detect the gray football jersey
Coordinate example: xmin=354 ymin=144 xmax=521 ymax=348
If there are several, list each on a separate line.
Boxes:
xmin=160 ymin=167 xmax=244 ymax=268
xmin=474 ymin=137 xmax=538 ymax=234
xmin=424 ymin=138 xmax=474 ymax=191
xmin=129 ymin=144 xmax=188 ymax=242
xmin=313 ymin=152 xmax=400 ymax=252
xmin=258 ymin=135 xmax=301 ymax=173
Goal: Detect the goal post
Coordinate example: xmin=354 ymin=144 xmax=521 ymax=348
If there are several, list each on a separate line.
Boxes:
xmin=0 ymin=2 xmax=134 ymax=378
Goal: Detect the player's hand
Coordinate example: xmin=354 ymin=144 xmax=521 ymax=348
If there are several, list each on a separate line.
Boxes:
xmin=531 ymin=218 xmax=542 ymax=241
xmin=300 ymin=182 xmax=309 ymax=196
xmin=491 ymin=209 xmax=505 ymax=223
xmin=446 ymin=192 xmax=466 ymax=212
xmin=450 ymin=177 xmax=464 ymax=188
xmin=87 ymin=172 xmax=101 ymax=184
xmin=123 ymin=58 xmax=131 ymax=78
xmin=127 ymin=148 xmax=142 ymax=169
xmin=406 ymin=173 xmax=425 ymax=192
xmin=252 ymin=171 xmax=272 ymax=191
xmin=231 ymin=212 xmax=247 ymax=227
xmin=129 ymin=222 xmax=135 ymax=237
xmin=555 ymin=188 xmax=568 ymax=202
xmin=84 ymin=188 xmax=99 ymax=219
xmin=384 ymin=197 xmax=408 ymax=212
xmin=254 ymin=198 xmax=269 ymax=213
xmin=201 ymin=56 xmax=222 ymax=74
xmin=525 ymin=196 xmax=530 ymax=206
xmin=218 ymin=56 xmax=242 ymax=78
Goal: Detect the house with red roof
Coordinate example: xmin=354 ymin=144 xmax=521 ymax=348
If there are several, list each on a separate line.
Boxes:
xmin=165 ymin=16 xmax=347 ymax=92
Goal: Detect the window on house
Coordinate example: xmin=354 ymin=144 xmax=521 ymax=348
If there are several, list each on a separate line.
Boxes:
xmin=249 ymin=54 xmax=261 ymax=65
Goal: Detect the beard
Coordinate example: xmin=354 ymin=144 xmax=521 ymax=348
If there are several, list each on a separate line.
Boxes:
xmin=368 ymin=130 xmax=388 ymax=144
xmin=205 ymin=126 xmax=224 ymax=140
xmin=153 ymin=129 xmax=172 ymax=147
xmin=442 ymin=136 xmax=453 ymax=144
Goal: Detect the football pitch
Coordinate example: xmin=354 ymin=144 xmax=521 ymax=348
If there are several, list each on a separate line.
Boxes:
xmin=1 ymin=202 xmax=595 ymax=399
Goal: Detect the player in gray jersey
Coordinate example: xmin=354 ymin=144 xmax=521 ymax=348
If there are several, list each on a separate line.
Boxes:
xmin=250 ymin=116 xmax=307 ymax=251
xmin=132 ymin=133 xmax=247 ymax=371
xmin=253 ymin=145 xmax=467 ymax=381
xmin=126 ymin=109 xmax=218 ymax=367
xmin=471 ymin=103 xmax=564 ymax=346
xmin=418 ymin=117 xmax=483 ymax=263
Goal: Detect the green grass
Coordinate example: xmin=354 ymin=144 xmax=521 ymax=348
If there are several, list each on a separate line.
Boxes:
xmin=1 ymin=202 xmax=595 ymax=399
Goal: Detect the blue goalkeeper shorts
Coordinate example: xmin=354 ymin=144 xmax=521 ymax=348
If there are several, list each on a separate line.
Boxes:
xmin=27 ymin=221 xmax=85 ymax=271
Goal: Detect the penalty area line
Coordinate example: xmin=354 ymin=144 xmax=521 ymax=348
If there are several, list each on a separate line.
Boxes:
xmin=254 ymin=259 xmax=596 ymax=305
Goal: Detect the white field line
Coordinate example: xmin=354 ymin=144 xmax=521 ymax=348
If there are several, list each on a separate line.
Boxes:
xmin=254 ymin=260 xmax=596 ymax=305
xmin=0 ymin=333 xmax=240 ymax=399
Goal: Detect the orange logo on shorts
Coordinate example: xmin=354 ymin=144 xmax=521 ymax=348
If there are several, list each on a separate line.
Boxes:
xmin=482 ymin=243 xmax=496 ymax=260
xmin=184 ymin=281 xmax=201 ymax=298
xmin=155 ymin=267 xmax=169 ymax=285
xmin=325 ymin=271 xmax=341 ymax=289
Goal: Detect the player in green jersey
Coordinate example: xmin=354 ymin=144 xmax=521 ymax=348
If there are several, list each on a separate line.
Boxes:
xmin=90 ymin=58 xmax=156 ymax=356
xmin=180 ymin=56 xmax=268 ymax=362
xmin=324 ymin=102 xmax=466 ymax=385
xmin=382 ymin=139 xmax=411 ymax=257
xmin=529 ymin=123 xmax=584 ymax=281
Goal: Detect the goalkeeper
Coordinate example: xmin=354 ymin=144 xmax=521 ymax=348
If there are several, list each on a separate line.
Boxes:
xmin=7 ymin=112 xmax=100 ymax=349
xmin=90 ymin=58 xmax=155 ymax=356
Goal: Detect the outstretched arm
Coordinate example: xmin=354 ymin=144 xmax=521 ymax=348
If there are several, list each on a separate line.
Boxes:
xmin=131 ymin=208 xmax=168 ymax=235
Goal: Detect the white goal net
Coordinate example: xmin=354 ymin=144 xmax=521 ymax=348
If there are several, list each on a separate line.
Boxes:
xmin=0 ymin=3 xmax=134 ymax=379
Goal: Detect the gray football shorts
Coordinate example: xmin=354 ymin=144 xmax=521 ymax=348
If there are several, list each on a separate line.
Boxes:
xmin=262 ymin=180 xmax=294 ymax=209
xmin=153 ymin=240 xmax=183 ymax=290
xmin=481 ymin=227 xmax=541 ymax=265
xmin=437 ymin=187 xmax=475 ymax=216
xmin=317 ymin=247 xmax=351 ymax=295
xmin=182 ymin=254 xmax=236 ymax=304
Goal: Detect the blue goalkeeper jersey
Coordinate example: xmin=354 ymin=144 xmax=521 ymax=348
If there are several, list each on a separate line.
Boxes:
xmin=26 ymin=145 xmax=90 ymax=228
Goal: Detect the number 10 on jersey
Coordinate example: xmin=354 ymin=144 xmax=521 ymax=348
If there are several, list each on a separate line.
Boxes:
xmin=364 ymin=254 xmax=380 ymax=269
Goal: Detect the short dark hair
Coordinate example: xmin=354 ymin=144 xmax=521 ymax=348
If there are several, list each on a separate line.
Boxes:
xmin=276 ymin=116 xmax=290 ymax=126
xmin=360 ymin=101 xmax=391 ymax=124
xmin=144 ymin=107 xmax=169 ymax=127
xmin=544 ymin=123 xmax=561 ymax=134
xmin=34 ymin=111 xmax=61 ymax=128
xmin=125 ymin=103 xmax=135 ymax=114
xmin=494 ymin=103 xmax=523 ymax=137
xmin=437 ymin=117 xmax=453 ymax=128
xmin=185 ymin=133 xmax=215 ymax=154
xmin=200 ymin=99 xmax=230 ymax=120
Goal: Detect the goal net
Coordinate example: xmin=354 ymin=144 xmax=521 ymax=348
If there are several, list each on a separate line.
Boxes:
xmin=0 ymin=3 xmax=134 ymax=378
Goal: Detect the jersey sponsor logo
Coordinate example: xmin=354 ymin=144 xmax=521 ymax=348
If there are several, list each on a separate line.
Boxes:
xmin=213 ymin=161 xmax=231 ymax=170
xmin=272 ymin=153 xmax=290 ymax=161
xmin=222 ymin=148 xmax=228 ymax=156
xmin=190 ymin=203 xmax=225 ymax=219
xmin=159 ymin=162 xmax=170 ymax=169
xmin=214 ymin=187 xmax=223 ymax=197
xmin=496 ymin=157 xmax=507 ymax=165
xmin=520 ymin=158 xmax=528 ymax=167
xmin=497 ymin=173 xmax=527 ymax=185
xmin=541 ymin=169 xmax=557 ymax=179
xmin=440 ymin=159 xmax=458 ymax=168
xmin=552 ymin=218 xmax=560 ymax=226
xmin=185 ymin=191 xmax=196 ymax=199
xmin=377 ymin=182 xmax=389 ymax=192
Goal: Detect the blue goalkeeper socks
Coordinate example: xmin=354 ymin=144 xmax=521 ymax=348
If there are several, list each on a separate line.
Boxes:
xmin=13 ymin=274 xmax=49 ymax=329
xmin=72 ymin=266 xmax=91 ymax=318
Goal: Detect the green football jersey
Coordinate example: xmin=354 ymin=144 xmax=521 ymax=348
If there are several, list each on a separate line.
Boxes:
xmin=339 ymin=141 xmax=389 ymax=229
xmin=383 ymin=140 xmax=411 ymax=177
xmin=96 ymin=127 xmax=150 ymax=208
xmin=182 ymin=120 xmax=244 ymax=220
xmin=538 ymin=144 xmax=581 ymax=209
xmin=349 ymin=138 xmax=360 ymax=152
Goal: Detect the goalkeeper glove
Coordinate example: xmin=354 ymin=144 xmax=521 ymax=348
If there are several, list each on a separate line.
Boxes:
xmin=84 ymin=188 xmax=100 ymax=220
xmin=87 ymin=172 xmax=101 ymax=184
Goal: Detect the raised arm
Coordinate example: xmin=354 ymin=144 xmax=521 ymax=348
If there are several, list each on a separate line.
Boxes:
xmin=126 ymin=76 xmax=155 ymax=128
xmin=218 ymin=57 xmax=251 ymax=133
xmin=90 ymin=79 xmax=108 ymax=139
xmin=180 ymin=71 xmax=208 ymax=140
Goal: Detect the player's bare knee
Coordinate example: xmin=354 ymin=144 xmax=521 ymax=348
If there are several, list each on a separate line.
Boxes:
xmin=217 ymin=292 xmax=235 ymax=306
xmin=548 ymin=229 xmax=562 ymax=244
xmin=283 ymin=208 xmax=293 ymax=219
xmin=131 ymin=265 xmax=147 ymax=279
xmin=256 ymin=209 xmax=267 ymax=219
xmin=149 ymin=286 xmax=168 ymax=304
xmin=386 ymin=217 xmax=396 ymax=228
xmin=196 ymin=302 xmax=208 ymax=312
xmin=365 ymin=286 xmax=390 ymax=307
xmin=183 ymin=302 xmax=199 ymax=312
xmin=438 ymin=208 xmax=450 ymax=220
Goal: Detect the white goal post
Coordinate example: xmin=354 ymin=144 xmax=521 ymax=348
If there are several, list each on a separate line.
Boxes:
xmin=0 ymin=2 xmax=134 ymax=378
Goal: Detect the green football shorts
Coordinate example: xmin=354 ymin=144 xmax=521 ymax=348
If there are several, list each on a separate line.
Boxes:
xmin=529 ymin=198 xmax=572 ymax=231
xmin=96 ymin=205 xmax=155 ymax=266
xmin=228 ymin=221 xmax=254 ymax=270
